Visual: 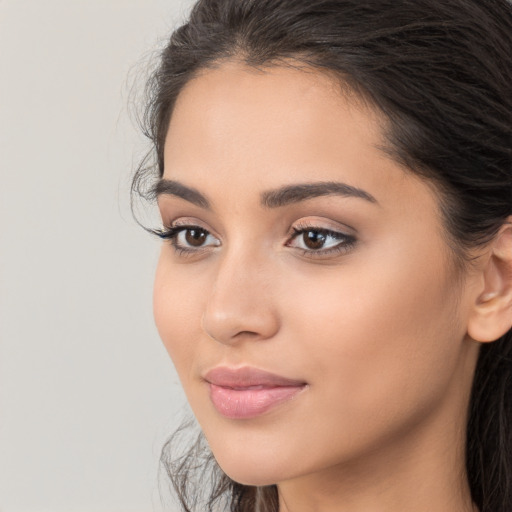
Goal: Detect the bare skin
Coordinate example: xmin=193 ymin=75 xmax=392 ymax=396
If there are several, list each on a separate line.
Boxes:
xmin=153 ymin=61 xmax=512 ymax=512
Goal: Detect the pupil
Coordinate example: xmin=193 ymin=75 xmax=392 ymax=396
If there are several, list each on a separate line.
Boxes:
xmin=185 ymin=229 xmax=207 ymax=246
xmin=304 ymin=230 xmax=326 ymax=249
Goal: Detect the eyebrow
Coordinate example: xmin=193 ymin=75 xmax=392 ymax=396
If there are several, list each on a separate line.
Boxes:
xmin=153 ymin=179 xmax=377 ymax=209
xmin=153 ymin=179 xmax=211 ymax=209
xmin=261 ymin=181 xmax=377 ymax=208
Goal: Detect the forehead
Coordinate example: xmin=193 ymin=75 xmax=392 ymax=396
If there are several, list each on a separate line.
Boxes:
xmin=162 ymin=61 xmax=424 ymax=212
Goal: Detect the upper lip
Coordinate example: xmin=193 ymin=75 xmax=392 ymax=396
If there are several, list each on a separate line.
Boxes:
xmin=204 ymin=366 xmax=306 ymax=388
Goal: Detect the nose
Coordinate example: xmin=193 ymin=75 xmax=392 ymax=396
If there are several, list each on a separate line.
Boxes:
xmin=201 ymin=249 xmax=280 ymax=345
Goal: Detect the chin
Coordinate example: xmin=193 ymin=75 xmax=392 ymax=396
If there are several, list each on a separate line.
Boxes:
xmin=210 ymin=444 xmax=290 ymax=487
xmin=217 ymin=462 xmax=282 ymax=487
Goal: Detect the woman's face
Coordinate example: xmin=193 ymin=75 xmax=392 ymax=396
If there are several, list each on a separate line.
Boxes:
xmin=154 ymin=62 xmax=479 ymax=486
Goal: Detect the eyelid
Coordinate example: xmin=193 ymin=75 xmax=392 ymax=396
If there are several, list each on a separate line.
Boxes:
xmin=155 ymin=218 xmax=221 ymax=258
xmin=170 ymin=217 xmax=214 ymax=230
xmin=153 ymin=216 xmax=357 ymax=259
xmin=289 ymin=217 xmax=357 ymax=237
xmin=158 ymin=224 xmax=219 ymax=242
xmin=159 ymin=216 xmax=220 ymax=238
xmin=286 ymin=219 xmax=358 ymax=258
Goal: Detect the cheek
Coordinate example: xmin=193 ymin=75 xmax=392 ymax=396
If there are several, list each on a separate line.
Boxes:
xmin=283 ymin=239 xmax=464 ymax=435
xmin=153 ymin=253 xmax=204 ymax=378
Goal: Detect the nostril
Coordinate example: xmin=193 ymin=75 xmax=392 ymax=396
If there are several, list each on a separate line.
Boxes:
xmin=234 ymin=330 xmax=261 ymax=339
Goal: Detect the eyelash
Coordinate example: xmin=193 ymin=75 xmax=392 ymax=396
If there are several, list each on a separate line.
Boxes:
xmin=155 ymin=223 xmax=357 ymax=259
xmin=155 ymin=225 xmax=218 ymax=257
xmin=288 ymin=223 xmax=357 ymax=258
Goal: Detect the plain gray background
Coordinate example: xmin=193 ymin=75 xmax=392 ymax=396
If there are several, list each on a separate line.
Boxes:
xmin=0 ymin=0 xmax=197 ymax=510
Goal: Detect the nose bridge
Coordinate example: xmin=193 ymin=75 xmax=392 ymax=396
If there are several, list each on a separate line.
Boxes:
xmin=202 ymin=242 xmax=279 ymax=345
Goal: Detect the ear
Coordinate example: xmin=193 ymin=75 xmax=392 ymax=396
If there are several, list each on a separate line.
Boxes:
xmin=467 ymin=219 xmax=512 ymax=343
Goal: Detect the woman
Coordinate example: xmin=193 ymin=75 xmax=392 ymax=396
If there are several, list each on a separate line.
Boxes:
xmin=133 ymin=0 xmax=512 ymax=511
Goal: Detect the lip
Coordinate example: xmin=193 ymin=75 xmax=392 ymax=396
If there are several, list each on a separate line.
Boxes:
xmin=204 ymin=366 xmax=307 ymax=419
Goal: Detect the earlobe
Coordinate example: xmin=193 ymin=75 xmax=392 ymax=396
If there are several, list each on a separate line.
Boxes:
xmin=467 ymin=220 xmax=512 ymax=343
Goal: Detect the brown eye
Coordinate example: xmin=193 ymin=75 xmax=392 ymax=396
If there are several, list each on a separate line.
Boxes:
xmin=185 ymin=228 xmax=208 ymax=247
xmin=157 ymin=224 xmax=220 ymax=254
xmin=287 ymin=225 xmax=356 ymax=257
xmin=303 ymin=230 xmax=327 ymax=249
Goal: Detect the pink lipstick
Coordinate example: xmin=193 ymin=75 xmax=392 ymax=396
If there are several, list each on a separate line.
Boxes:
xmin=204 ymin=366 xmax=307 ymax=419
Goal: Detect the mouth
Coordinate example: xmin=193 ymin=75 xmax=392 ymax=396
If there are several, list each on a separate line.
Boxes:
xmin=204 ymin=366 xmax=307 ymax=419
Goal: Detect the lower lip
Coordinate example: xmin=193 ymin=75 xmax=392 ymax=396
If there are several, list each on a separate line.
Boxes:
xmin=209 ymin=383 xmax=306 ymax=419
